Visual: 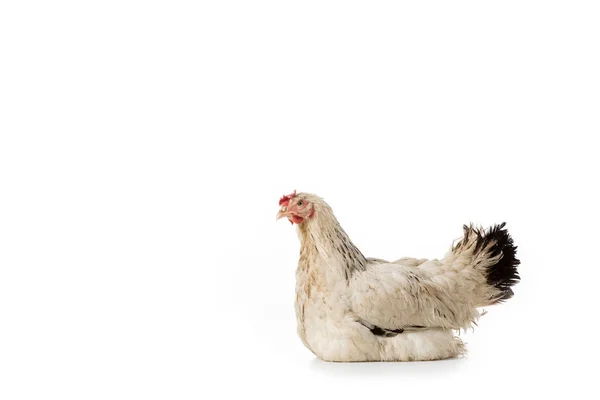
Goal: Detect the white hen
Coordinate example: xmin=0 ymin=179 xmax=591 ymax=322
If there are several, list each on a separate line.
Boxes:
xmin=277 ymin=191 xmax=520 ymax=362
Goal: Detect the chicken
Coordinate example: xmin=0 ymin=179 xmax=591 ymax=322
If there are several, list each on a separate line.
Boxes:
xmin=276 ymin=190 xmax=520 ymax=362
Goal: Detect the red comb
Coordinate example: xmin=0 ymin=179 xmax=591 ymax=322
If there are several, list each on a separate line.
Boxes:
xmin=279 ymin=190 xmax=297 ymax=206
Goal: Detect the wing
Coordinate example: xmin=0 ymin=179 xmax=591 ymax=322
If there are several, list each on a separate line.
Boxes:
xmin=391 ymin=257 xmax=428 ymax=267
xmin=349 ymin=259 xmax=480 ymax=332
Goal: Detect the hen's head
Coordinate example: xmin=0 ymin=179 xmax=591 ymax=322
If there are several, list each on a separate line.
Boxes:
xmin=276 ymin=190 xmax=317 ymax=225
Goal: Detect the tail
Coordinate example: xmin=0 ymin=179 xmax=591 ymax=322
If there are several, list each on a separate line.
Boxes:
xmin=450 ymin=222 xmax=521 ymax=305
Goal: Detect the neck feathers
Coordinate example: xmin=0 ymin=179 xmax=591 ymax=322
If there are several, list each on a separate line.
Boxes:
xmin=298 ymin=203 xmax=367 ymax=279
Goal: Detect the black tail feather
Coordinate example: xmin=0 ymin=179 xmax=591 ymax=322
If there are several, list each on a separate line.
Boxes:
xmin=455 ymin=222 xmax=521 ymax=302
xmin=484 ymin=222 xmax=520 ymax=300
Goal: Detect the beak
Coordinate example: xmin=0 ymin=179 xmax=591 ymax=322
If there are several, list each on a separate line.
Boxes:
xmin=276 ymin=207 xmax=289 ymax=221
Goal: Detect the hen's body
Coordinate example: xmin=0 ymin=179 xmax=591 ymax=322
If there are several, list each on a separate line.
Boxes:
xmin=280 ymin=192 xmax=520 ymax=362
xmin=296 ymin=255 xmax=466 ymax=362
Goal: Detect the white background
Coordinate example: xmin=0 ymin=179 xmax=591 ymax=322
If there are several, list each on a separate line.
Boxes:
xmin=1 ymin=1 xmax=599 ymax=399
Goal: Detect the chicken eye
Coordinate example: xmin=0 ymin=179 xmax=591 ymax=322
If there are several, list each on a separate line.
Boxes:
xmin=297 ymin=200 xmax=304 ymax=206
